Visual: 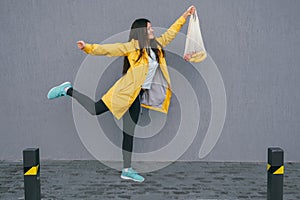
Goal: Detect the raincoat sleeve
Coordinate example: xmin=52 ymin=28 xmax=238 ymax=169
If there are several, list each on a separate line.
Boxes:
xmin=83 ymin=39 xmax=138 ymax=57
xmin=156 ymin=16 xmax=186 ymax=47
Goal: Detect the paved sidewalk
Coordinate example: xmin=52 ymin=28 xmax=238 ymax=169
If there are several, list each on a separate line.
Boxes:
xmin=0 ymin=161 xmax=299 ymax=200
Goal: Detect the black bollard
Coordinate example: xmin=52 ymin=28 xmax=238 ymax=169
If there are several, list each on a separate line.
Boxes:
xmin=23 ymin=148 xmax=41 ymax=200
xmin=267 ymin=147 xmax=284 ymax=200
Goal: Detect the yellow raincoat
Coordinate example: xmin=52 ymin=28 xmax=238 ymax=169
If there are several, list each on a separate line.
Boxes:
xmin=83 ymin=16 xmax=186 ymax=119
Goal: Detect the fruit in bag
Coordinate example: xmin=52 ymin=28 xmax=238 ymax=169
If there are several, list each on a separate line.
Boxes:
xmin=183 ymin=9 xmax=207 ymax=63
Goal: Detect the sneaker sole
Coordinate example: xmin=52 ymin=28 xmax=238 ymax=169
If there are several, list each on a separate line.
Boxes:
xmin=120 ymin=175 xmax=144 ymax=183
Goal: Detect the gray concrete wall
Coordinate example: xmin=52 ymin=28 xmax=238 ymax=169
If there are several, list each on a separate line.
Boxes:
xmin=1 ymin=0 xmax=299 ymax=162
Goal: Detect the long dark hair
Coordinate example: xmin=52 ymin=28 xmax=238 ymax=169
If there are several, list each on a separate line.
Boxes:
xmin=122 ymin=18 xmax=165 ymax=75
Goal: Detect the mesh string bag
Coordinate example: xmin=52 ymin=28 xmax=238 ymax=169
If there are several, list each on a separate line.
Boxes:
xmin=183 ymin=9 xmax=207 ymax=63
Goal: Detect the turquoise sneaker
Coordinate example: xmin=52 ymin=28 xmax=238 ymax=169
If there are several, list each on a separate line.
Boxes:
xmin=47 ymin=82 xmax=72 ymax=100
xmin=121 ymin=168 xmax=145 ymax=182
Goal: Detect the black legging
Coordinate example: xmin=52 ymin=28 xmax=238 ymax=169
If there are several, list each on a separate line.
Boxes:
xmin=67 ymin=88 xmax=141 ymax=168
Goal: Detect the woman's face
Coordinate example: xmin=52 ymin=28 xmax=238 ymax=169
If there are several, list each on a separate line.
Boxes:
xmin=147 ymin=22 xmax=154 ymax=40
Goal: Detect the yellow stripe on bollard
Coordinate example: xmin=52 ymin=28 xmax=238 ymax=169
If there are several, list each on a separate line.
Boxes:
xmin=273 ymin=166 xmax=284 ymax=175
xmin=267 ymin=163 xmax=271 ymax=171
xmin=24 ymin=165 xmax=39 ymax=176
xmin=267 ymin=164 xmax=284 ymax=175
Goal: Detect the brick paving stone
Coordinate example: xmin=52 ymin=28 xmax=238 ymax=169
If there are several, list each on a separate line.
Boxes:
xmin=0 ymin=161 xmax=299 ymax=200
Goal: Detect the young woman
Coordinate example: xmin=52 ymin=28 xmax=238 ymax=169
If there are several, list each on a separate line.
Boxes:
xmin=47 ymin=5 xmax=195 ymax=182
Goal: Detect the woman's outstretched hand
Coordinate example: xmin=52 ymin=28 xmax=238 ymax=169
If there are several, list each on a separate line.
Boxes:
xmin=182 ymin=5 xmax=196 ymax=19
xmin=77 ymin=40 xmax=86 ymax=50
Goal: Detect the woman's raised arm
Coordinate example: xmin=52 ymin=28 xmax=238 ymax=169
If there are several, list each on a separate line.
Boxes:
xmin=77 ymin=40 xmax=138 ymax=57
xmin=156 ymin=5 xmax=195 ymax=47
